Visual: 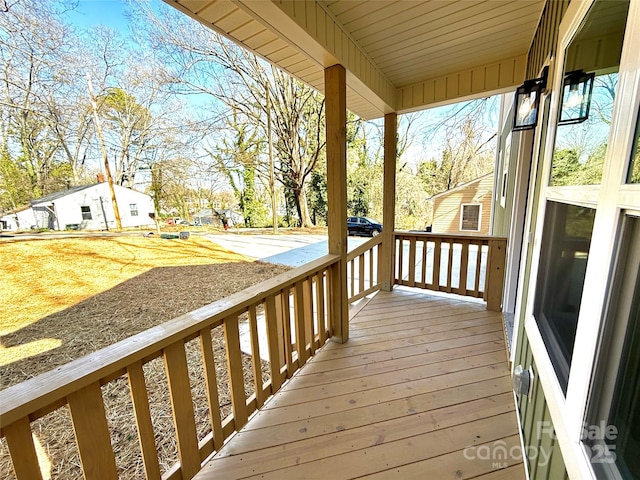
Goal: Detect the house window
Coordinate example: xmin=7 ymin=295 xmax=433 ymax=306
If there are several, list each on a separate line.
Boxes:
xmin=534 ymin=202 xmax=595 ymax=393
xmin=460 ymin=204 xmax=481 ymax=231
xmin=130 ymin=203 xmax=138 ymax=217
xmin=587 ymin=216 xmax=640 ymax=478
xmin=81 ymin=206 xmax=92 ymax=220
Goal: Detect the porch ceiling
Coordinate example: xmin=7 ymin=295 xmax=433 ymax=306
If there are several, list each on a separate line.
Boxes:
xmin=167 ymin=0 xmax=546 ymax=119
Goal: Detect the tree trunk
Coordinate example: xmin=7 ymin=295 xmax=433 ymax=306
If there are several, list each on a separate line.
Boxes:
xmin=294 ymin=187 xmax=313 ymax=227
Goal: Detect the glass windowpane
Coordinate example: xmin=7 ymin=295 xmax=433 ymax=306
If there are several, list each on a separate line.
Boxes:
xmin=534 ymin=202 xmax=596 ymax=393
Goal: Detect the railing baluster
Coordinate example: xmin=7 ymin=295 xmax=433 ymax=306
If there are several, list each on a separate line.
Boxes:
xmin=247 ymin=305 xmax=265 ymax=408
xmin=67 ymin=382 xmax=118 ymax=480
xmin=350 ymin=257 xmax=355 ymax=297
xmin=397 ymin=236 xmax=404 ymax=284
xmin=293 ymin=281 xmax=309 ymax=366
xmin=127 ymin=361 xmax=162 ymax=479
xmin=264 ymin=294 xmax=282 ymax=391
xmin=274 ymin=292 xmax=285 ymax=368
xmin=199 ymin=327 xmax=224 ymax=451
xmin=163 ymin=342 xmax=200 ymax=479
xmin=369 ymin=246 xmax=375 ymax=289
xmin=4 ymin=417 xmax=44 ymax=480
xmin=303 ymin=278 xmax=315 ymax=355
xmin=280 ymin=289 xmax=294 ymax=375
xmin=408 ymin=236 xmax=416 ymax=287
xmin=420 ymin=238 xmax=428 ymax=287
xmin=446 ymin=240 xmax=454 ymax=292
xmin=433 ymin=238 xmax=441 ymax=289
xmin=474 ymin=241 xmax=483 ymax=296
xmin=315 ymin=272 xmax=327 ymax=345
xmin=459 ymin=240 xmax=469 ymax=295
xmin=358 ymin=252 xmax=365 ymax=293
xmin=223 ymin=315 xmax=248 ymax=429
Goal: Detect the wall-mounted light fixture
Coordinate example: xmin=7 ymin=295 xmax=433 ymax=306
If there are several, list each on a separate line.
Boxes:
xmin=512 ymin=67 xmax=548 ymax=131
xmin=558 ymin=69 xmax=595 ymax=125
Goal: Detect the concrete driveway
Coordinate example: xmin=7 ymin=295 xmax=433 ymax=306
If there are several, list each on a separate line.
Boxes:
xmin=206 ymin=233 xmax=368 ymax=267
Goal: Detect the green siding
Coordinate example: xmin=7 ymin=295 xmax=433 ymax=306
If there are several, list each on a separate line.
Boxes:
xmin=513 ymin=3 xmax=573 ymax=477
xmin=526 ymin=0 xmax=571 ymax=78
xmin=515 ymin=335 xmax=568 ymax=480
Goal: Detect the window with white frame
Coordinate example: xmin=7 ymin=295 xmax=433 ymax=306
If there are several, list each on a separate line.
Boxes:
xmin=130 ymin=203 xmax=138 ymax=216
xmin=533 ymin=0 xmax=628 ymax=396
xmin=80 ymin=205 xmax=92 ymax=220
xmin=587 ymin=215 xmax=640 ymax=478
xmin=460 ymin=204 xmax=481 ymax=231
xmin=524 ymin=0 xmax=640 ymax=477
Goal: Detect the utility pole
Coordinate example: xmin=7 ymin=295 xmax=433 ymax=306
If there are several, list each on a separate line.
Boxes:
xmin=87 ymin=74 xmax=122 ymax=231
xmin=266 ymin=85 xmax=278 ymax=234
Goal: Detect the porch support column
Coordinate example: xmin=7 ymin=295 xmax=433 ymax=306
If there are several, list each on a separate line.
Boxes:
xmin=379 ymin=113 xmax=397 ymax=291
xmin=325 ymin=64 xmax=349 ymax=343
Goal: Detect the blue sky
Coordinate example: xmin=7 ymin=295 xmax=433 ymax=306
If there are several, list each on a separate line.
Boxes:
xmin=66 ymin=0 xmax=130 ymax=31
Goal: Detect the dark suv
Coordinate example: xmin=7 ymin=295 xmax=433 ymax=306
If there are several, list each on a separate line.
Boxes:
xmin=347 ymin=217 xmax=383 ymax=237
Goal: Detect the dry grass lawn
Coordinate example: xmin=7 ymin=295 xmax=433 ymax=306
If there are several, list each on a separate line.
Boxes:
xmin=0 ymin=235 xmax=291 ymax=478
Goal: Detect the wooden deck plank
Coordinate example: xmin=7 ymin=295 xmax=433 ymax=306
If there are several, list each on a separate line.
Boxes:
xmin=268 ymin=350 xmax=506 ymax=408
xmin=347 ymin=313 xmax=499 ymax=340
xmin=193 ymin=290 xmax=524 ymax=480
xmin=311 ymin=327 xmax=504 ymax=361
xmin=297 ymin=332 xmax=505 ymax=375
xmin=199 ymin=394 xmax=516 ymax=478
xmin=243 ymin=364 xmax=508 ymax=429
xmin=284 ymin=340 xmax=506 ymax=389
xmin=350 ymin=301 xmax=489 ymax=325
xmin=331 ymin=316 xmax=500 ymax=346
xmin=241 ymin=414 xmax=518 ymax=479
xmin=214 ymin=378 xmax=512 ymax=457
xmin=358 ymin=435 xmax=524 ymax=479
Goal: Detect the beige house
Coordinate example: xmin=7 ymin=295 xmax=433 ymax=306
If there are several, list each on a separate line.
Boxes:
xmin=429 ymin=173 xmax=493 ymax=235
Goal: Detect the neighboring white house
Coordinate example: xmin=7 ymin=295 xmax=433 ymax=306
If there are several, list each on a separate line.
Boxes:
xmin=0 ymin=183 xmax=155 ymax=231
xmin=0 ymin=205 xmax=37 ymax=231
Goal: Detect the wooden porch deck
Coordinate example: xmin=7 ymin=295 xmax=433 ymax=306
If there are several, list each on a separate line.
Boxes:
xmin=195 ymin=288 xmax=525 ymax=479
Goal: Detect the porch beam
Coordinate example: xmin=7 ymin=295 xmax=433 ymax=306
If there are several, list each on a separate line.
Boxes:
xmin=379 ymin=113 xmax=397 ymax=291
xmin=325 ymin=64 xmax=349 ymax=343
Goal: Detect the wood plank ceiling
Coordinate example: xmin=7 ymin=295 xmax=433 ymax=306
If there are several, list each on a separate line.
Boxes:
xmin=167 ymin=0 xmax=546 ymax=119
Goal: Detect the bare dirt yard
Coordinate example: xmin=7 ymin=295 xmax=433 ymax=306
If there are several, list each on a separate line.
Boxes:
xmin=0 ymin=235 xmax=290 ymax=479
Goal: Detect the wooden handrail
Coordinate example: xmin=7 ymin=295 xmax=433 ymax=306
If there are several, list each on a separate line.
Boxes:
xmin=346 ymin=235 xmax=382 ymax=261
xmin=393 ymin=232 xmax=507 ymax=311
xmin=0 ymin=254 xmax=340 ymax=480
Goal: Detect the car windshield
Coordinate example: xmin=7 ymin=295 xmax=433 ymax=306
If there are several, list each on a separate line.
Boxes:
xmin=363 ymin=217 xmax=378 ymax=224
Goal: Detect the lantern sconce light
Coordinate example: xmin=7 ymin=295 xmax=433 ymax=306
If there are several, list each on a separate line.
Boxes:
xmin=559 ymin=69 xmax=595 ymax=125
xmin=512 ymin=66 xmax=548 ymax=131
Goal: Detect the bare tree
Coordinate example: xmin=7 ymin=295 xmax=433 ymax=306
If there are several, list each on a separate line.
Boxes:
xmin=135 ymin=2 xmax=326 ymax=226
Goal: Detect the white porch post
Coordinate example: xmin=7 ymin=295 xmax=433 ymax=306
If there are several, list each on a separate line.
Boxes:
xmin=325 ymin=64 xmax=349 ymax=343
xmin=379 ymin=112 xmax=397 ymax=291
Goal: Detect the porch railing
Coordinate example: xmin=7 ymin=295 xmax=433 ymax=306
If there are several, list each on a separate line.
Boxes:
xmin=394 ymin=232 xmax=507 ymax=311
xmin=0 ymin=255 xmax=339 ymax=480
xmin=0 ymin=232 xmax=507 ymax=480
xmin=346 ymin=235 xmax=383 ymax=304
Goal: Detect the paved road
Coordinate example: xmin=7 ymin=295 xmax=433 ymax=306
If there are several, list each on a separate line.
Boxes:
xmin=206 ymin=233 xmax=369 ymax=267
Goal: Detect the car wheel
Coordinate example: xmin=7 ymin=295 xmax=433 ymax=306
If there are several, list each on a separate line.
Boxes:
xmin=371 ymin=229 xmax=380 ymax=237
